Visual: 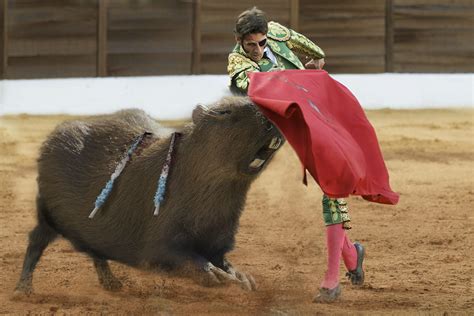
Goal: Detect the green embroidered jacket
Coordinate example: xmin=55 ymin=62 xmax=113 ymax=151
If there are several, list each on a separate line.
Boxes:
xmin=227 ymin=21 xmax=325 ymax=94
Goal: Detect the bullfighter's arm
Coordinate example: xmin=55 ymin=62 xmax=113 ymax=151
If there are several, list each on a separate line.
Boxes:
xmin=268 ymin=21 xmax=325 ymax=69
xmin=227 ymin=53 xmax=260 ymax=94
xmin=286 ymin=26 xmax=325 ymax=60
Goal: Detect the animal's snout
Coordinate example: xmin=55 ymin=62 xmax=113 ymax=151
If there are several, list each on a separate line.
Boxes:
xmin=264 ymin=118 xmax=274 ymax=131
xmin=255 ymin=110 xmax=274 ymax=131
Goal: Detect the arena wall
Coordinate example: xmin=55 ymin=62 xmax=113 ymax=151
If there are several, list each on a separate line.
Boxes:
xmin=0 ymin=0 xmax=472 ymax=79
xmin=1 ymin=74 xmax=472 ymax=117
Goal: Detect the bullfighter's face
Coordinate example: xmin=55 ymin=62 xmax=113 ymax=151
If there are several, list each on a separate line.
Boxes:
xmin=240 ymin=33 xmax=267 ymax=62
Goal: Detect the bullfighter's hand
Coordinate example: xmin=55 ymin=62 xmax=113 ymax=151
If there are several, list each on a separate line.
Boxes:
xmin=305 ymin=58 xmax=325 ymax=69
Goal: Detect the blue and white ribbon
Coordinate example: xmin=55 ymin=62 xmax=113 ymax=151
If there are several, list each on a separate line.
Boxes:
xmin=153 ymin=132 xmax=180 ymax=216
xmin=89 ymin=132 xmax=150 ymax=219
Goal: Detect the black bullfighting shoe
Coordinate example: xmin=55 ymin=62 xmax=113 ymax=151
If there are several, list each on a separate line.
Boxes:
xmin=346 ymin=242 xmax=365 ymax=286
xmin=312 ymin=284 xmax=341 ymax=303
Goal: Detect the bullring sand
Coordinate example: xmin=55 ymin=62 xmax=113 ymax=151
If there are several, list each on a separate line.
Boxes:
xmin=0 ymin=108 xmax=473 ymax=314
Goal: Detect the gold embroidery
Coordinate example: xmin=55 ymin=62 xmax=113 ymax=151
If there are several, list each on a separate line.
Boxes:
xmin=267 ymin=40 xmax=304 ymax=69
xmin=227 ymin=53 xmax=258 ymax=78
xmin=267 ymin=21 xmax=291 ymax=42
xmin=329 ymin=200 xmax=340 ymax=222
xmin=234 ymin=71 xmax=250 ymax=91
xmin=267 ymin=40 xmax=281 ymax=53
xmin=288 ymin=29 xmax=325 ymax=60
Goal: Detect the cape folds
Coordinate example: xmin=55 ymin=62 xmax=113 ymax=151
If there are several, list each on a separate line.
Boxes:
xmin=248 ymin=70 xmax=399 ymax=205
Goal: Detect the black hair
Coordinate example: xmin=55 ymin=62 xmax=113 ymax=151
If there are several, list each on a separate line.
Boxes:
xmin=234 ymin=7 xmax=268 ymax=39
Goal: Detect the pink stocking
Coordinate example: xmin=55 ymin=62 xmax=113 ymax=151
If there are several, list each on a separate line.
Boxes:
xmin=320 ymin=224 xmax=345 ymax=289
xmin=342 ymin=233 xmax=357 ymax=271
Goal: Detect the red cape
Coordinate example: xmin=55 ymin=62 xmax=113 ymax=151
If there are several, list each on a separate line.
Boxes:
xmin=248 ymin=70 xmax=399 ymax=205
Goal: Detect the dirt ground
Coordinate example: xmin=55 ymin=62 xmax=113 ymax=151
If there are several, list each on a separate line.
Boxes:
xmin=0 ymin=109 xmax=473 ymax=315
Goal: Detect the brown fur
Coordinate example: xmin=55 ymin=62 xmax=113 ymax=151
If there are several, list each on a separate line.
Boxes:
xmin=14 ymin=96 xmax=282 ymax=293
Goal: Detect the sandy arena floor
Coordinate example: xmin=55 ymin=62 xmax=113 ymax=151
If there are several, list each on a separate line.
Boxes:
xmin=0 ymin=109 xmax=473 ymax=314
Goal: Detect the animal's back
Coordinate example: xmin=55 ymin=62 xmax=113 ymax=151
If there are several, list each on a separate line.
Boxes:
xmin=37 ymin=109 xmax=166 ymax=263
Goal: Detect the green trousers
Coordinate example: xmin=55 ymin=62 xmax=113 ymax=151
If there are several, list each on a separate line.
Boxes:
xmin=322 ymin=195 xmax=351 ymax=229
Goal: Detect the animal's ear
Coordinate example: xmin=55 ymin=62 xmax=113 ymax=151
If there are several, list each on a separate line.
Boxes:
xmin=192 ymin=104 xmax=208 ymax=124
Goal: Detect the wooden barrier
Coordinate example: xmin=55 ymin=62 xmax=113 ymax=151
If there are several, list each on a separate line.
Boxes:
xmin=1 ymin=0 xmax=6 ymax=78
xmin=392 ymin=0 xmax=474 ymax=72
xmin=0 ymin=0 xmax=472 ymax=79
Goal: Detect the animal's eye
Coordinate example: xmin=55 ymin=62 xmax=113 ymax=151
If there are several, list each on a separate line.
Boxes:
xmin=206 ymin=108 xmax=232 ymax=119
xmin=215 ymin=109 xmax=232 ymax=115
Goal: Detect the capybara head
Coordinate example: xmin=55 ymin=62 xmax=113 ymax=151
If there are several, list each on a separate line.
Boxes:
xmin=190 ymin=96 xmax=283 ymax=177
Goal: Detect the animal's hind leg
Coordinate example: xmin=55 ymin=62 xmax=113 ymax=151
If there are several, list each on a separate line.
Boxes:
xmin=93 ymin=258 xmax=122 ymax=291
xmin=14 ymin=221 xmax=57 ymax=295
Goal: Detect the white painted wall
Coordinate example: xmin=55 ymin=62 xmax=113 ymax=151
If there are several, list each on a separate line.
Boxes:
xmin=0 ymin=73 xmax=473 ymax=119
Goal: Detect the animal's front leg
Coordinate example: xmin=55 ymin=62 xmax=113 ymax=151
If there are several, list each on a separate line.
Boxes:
xmin=174 ymin=254 xmax=253 ymax=290
xmin=181 ymin=255 xmax=237 ymax=288
xmin=153 ymin=243 xmax=254 ymax=290
xmin=209 ymin=255 xmax=257 ymax=291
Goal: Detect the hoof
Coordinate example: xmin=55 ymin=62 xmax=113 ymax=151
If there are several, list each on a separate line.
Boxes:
xmin=101 ymin=279 xmax=123 ymax=291
xmin=200 ymin=263 xmax=257 ymax=291
xmin=12 ymin=285 xmax=33 ymax=299
xmin=235 ymin=271 xmax=257 ymax=291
